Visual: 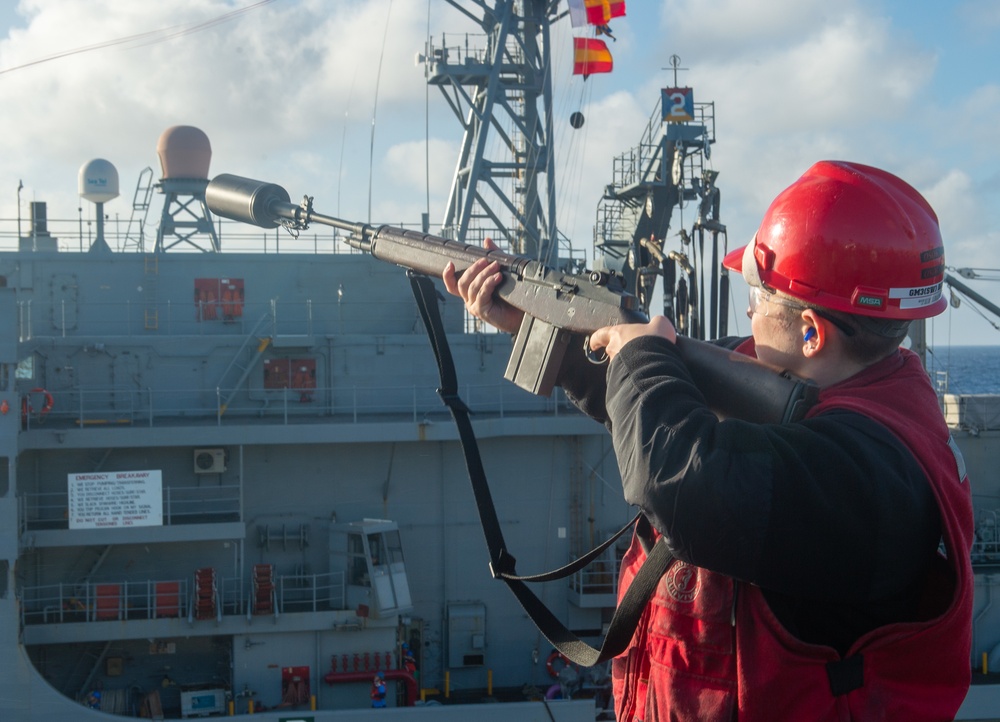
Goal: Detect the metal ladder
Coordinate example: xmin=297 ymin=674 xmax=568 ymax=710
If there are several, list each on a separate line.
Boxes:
xmin=121 ymin=166 xmax=155 ymax=252
xmin=216 ymin=312 xmax=274 ymax=415
xmin=143 ymin=254 xmax=159 ymax=330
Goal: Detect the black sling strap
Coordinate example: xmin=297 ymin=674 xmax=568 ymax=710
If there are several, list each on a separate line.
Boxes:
xmin=408 ymin=273 xmax=675 ymax=666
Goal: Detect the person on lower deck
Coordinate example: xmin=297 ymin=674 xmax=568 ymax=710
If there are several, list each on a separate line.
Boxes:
xmin=370 ymin=670 xmax=386 ymax=708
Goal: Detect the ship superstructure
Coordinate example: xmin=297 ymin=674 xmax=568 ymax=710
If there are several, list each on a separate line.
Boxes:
xmin=2 ymin=126 xmax=623 ymax=718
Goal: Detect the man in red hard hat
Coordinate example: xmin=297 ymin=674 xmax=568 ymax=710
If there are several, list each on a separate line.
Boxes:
xmin=444 ymin=161 xmax=973 ymax=721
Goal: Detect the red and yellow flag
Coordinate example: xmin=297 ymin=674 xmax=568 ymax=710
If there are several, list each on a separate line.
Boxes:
xmin=573 ymin=37 xmax=613 ymax=78
xmin=568 ymin=0 xmax=626 ymax=28
xmin=585 ymin=0 xmax=625 ymax=25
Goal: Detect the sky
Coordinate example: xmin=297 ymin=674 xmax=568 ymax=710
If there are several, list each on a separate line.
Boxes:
xmin=0 ymin=0 xmax=999 ymax=347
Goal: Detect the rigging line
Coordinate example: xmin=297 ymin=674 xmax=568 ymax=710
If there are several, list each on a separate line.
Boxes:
xmin=548 ymin=21 xmax=579 ymax=231
xmin=548 ymin=14 xmax=579 ymax=267
xmin=0 ymin=0 xmax=277 ymax=76
xmin=336 ymin=70 xmax=359 ymax=218
xmin=547 ymin=10 xmax=586 ymax=257
xmin=369 ymin=0 xmax=395 ymax=224
xmin=950 ymin=289 xmax=1000 ymax=331
xmin=425 ymin=0 xmax=432 ymax=225
xmin=552 ymin=90 xmax=582 ymax=257
xmin=558 ymin=28 xmax=596 ymax=262
xmin=558 ymin=78 xmax=593 ymax=252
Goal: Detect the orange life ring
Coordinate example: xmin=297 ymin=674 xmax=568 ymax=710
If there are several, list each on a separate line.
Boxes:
xmin=546 ymin=650 xmax=571 ymax=678
xmin=22 ymin=388 xmax=54 ymax=422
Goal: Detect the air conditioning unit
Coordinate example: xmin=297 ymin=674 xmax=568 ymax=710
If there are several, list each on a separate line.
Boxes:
xmin=193 ymin=448 xmax=227 ymax=474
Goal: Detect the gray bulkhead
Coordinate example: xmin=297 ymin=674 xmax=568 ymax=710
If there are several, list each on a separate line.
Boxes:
xmin=1 ymin=248 xmax=628 ymax=718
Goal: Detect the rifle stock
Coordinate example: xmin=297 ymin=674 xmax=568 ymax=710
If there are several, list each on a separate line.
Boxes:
xmin=206 ymin=173 xmax=819 ymax=424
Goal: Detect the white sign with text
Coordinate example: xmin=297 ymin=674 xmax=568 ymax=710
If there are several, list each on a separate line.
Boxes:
xmin=68 ymin=470 xmax=163 ymax=529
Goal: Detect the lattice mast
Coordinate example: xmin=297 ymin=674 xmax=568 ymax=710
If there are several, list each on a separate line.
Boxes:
xmin=422 ymin=0 xmax=560 ymax=266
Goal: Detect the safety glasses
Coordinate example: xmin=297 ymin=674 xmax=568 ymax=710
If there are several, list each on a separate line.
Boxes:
xmin=749 ymin=287 xmax=856 ymax=337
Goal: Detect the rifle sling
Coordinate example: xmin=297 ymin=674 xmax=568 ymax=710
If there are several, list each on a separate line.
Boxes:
xmin=408 ymin=273 xmax=675 ymax=666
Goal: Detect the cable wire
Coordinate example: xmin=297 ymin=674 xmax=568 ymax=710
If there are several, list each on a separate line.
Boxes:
xmin=0 ymin=0 xmax=277 ymax=76
xmin=368 ymin=0 xmax=394 ymax=223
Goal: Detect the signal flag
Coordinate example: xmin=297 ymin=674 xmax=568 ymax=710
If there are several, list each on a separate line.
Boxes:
xmin=568 ymin=0 xmax=625 ymax=28
xmin=573 ymin=38 xmax=613 ymax=78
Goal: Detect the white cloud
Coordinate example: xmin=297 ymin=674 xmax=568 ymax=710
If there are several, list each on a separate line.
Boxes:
xmin=372 ymin=137 xmax=458 ymax=224
xmin=924 ymin=170 xmax=1000 ymax=270
xmin=553 ymin=90 xmax=649 ymax=250
xmin=0 ymin=0 xmax=435 ymax=220
xmin=0 ymin=0 xmax=996 ymax=344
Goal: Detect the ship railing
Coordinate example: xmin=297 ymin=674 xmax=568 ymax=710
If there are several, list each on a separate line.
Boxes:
xmin=611 ymin=140 xmax=670 ymax=191
xmin=1 ymin=216 xmax=464 ymax=254
xmin=972 ymin=509 xmax=1000 ymax=565
xmin=424 ymin=31 xmax=490 ymax=69
xmin=18 ymin=491 xmax=70 ymax=533
xmin=219 ymin=576 xmax=241 ymax=620
xmin=0 ymin=216 xmax=413 ymax=254
xmin=594 ymin=201 xmax=633 ymax=257
xmin=568 ymin=548 xmax=622 ymax=609
xmin=275 ymin=572 xmax=347 ymax=614
xmin=19 ymin=485 xmax=242 ymax=533
xmin=24 ymin=381 xmax=571 ymax=430
xmin=569 ymin=556 xmax=620 ymax=596
xmin=163 ymin=485 xmax=241 ymax=524
xmin=226 ymin=572 xmax=348 ymax=618
xmin=20 ymin=578 xmax=189 ymax=626
xmin=20 ymin=572 xmax=349 ymax=628
xmin=612 ymin=101 xmax=716 ymax=191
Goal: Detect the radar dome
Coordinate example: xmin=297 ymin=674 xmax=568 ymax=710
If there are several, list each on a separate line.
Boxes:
xmin=157 ymin=125 xmax=212 ymax=179
xmin=78 ymin=159 xmax=120 ymax=203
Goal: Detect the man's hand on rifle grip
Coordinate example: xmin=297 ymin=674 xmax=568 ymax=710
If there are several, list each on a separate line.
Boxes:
xmin=442 ymin=238 xmax=525 ymax=334
xmin=589 ymin=316 xmax=678 ymax=361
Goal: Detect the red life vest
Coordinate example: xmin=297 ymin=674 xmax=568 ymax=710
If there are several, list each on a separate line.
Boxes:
xmin=612 ymin=346 xmax=973 ymax=721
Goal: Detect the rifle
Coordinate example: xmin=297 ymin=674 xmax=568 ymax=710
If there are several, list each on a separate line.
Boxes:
xmin=206 ymin=173 xmax=818 ymax=424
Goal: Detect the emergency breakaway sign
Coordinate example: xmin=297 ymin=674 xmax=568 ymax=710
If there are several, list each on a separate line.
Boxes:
xmin=68 ymin=470 xmax=163 ymax=529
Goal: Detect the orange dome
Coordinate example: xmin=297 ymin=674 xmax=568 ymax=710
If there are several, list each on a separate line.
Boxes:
xmin=157 ymin=125 xmax=212 ymax=179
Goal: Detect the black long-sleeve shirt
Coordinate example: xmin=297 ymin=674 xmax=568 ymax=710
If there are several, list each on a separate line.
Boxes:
xmin=560 ymin=335 xmax=942 ymax=653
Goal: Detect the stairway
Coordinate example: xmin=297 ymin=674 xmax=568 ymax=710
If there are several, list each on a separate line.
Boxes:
xmin=215 ymin=312 xmax=274 ymax=415
xmin=252 ymin=564 xmax=275 ymax=615
xmin=193 ymin=567 xmax=217 ymax=620
xmin=143 ymin=253 xmax=159 ymax=330
xmin=121 ymin=166 xmax=155 ymax=252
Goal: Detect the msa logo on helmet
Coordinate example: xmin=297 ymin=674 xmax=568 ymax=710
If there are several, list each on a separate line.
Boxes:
xmin=856 ymin=295 xmax=884 ymax=309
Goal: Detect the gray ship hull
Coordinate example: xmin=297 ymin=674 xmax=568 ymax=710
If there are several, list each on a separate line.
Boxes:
xmin=0 ymin=247 xmax=622 ymax=719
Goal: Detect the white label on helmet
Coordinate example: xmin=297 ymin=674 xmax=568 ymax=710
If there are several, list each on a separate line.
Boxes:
xmin=890 ymin=282 xmax=942 ymax=309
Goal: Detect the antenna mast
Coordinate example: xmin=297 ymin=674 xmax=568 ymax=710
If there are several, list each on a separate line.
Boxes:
xmin=422 ymin=0 xmax=560 ymax=265
xmin=593 ymin=54 xmax=723 ymax=338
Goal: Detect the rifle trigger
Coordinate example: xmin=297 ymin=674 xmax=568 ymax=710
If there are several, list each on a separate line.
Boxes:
xmin=583 ymin=336 xmax=609 ymax=365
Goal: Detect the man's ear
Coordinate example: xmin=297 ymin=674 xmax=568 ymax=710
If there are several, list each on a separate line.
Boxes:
xmin=799 ymin=308 xmax=828 ymax=358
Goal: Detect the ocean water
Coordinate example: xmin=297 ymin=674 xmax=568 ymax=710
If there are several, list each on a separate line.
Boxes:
xmin=923 ymin=345 xmax=1000 ymax=395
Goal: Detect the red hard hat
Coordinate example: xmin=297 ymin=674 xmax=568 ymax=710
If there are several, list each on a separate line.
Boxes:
xmin=723 ymin=161 xmax=946 ymax=320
